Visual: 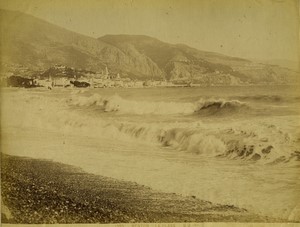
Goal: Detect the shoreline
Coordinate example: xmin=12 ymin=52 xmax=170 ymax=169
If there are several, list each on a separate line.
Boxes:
xmin=1 ymin=83 xmax=300 ymax=90
xmin=1 ymin=153 xmax=282 ymax=224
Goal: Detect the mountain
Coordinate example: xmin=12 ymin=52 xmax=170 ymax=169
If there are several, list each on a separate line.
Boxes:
xmin=0 ymin=9 xmax=162 ymax=79
xmin=1 ymin=9 xmax=299 ymax=84
xmin=99 ymin=35 xmax=299 ymax=84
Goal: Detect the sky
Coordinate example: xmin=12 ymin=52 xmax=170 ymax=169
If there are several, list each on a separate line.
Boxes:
xmin=0 ymin=0 xmax=299 ymax=62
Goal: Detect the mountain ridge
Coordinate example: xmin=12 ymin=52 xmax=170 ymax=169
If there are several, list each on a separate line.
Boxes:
xmin=1 ymin=9 xmax=299 ymax=84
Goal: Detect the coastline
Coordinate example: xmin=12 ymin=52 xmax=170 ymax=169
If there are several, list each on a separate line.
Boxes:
xmin=1 ymin=153 xmax=281 ymax=224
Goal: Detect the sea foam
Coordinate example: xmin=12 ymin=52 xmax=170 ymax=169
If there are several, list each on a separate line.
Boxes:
xmin=68 ymin=93 xmax=249 ymax=116
xmin=3 ymin=90 xmax=300 ymax=165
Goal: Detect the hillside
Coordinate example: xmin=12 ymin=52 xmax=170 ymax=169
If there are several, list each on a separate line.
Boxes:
xmin=99 ymin=35 xmax=299 ymax=84
xmin=1 ymin=9 xmax=299 ymax=84
xmin=0 ymin=9 xmax=162 ymax=80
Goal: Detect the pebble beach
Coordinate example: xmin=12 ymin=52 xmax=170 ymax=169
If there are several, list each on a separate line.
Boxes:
xmin=1 ymin=153 xmax=280 ymax=224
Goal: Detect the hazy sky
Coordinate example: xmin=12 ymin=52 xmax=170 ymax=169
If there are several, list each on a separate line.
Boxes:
xmin=1 ymin=0 xmax=299 ymax=61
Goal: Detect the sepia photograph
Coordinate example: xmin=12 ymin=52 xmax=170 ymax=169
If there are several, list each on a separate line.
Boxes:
xmin=0 ymin=0 xmax=299 ymax=225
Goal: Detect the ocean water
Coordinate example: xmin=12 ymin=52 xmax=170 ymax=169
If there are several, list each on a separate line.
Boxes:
xmin=1 ymin=85 xmax=300 ymax=221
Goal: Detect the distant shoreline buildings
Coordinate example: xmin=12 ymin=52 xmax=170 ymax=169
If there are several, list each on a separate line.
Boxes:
xmin=0 ymin=64 xmax=175 ymax=89
xmin=1 ymin=63 xmax=294 ymax=89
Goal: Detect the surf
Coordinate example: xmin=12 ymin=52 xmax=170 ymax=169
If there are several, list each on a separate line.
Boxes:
xmin=3 ymin=89 xmax=299 ymax=165
xmin=68 ymin=93 xmax=250 ymax=116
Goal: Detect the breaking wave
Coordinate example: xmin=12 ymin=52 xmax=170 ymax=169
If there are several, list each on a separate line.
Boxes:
xmin=67 ymin=94 xmax=249 ymax=116
xmin=3 ymin=90 xmax=299 ymax=165
xmin=194 ymin=99 xmax=248 ymax=116
xmin=115 ymin=121 xmax=300 ymax=165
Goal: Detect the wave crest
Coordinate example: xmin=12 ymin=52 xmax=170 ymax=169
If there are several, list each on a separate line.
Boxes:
xmin=4 ymin=91 xmax=299 ymax=165
xmin=68 ymin=93 xmax=249 ymax=116
xmin=194 ymin=99 xmax=248 ymax=115
xmin=116 ymin=122 xmax=300 ymax=164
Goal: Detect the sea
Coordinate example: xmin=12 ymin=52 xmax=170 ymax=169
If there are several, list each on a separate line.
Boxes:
xmin=1 ymin=85 xmax=300 ymax=221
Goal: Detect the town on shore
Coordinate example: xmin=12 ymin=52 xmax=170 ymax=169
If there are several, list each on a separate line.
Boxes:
xmin=1 ymin=63 xmax=266 ymax=89
xmin=0 ymin=64 xmax=184 ymax=89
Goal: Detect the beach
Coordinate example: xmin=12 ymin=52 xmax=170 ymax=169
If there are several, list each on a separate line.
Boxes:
xmin=1 ymin=153 xmax=279 ymax=223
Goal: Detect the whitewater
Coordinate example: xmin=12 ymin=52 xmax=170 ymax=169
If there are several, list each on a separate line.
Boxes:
xmin=1 ymin=85 xmax=300 ymax=221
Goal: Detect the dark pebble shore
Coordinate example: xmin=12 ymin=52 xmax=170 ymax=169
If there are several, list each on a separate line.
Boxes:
xmin=1 ymin=153 xmax=280 ymax=224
